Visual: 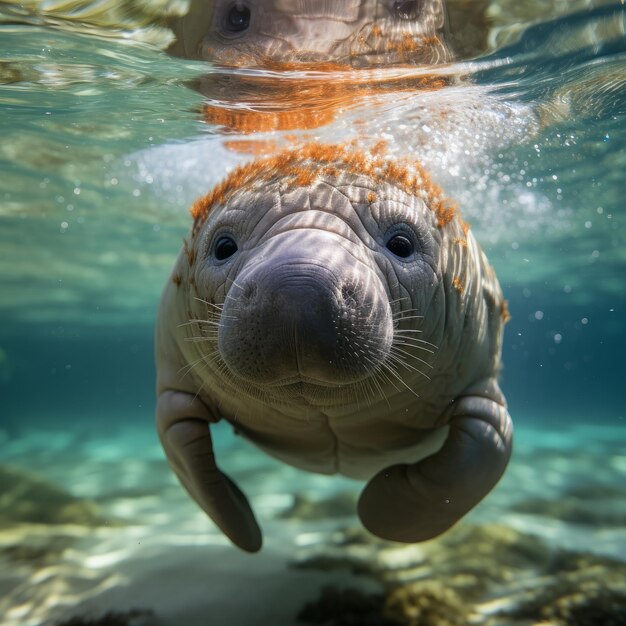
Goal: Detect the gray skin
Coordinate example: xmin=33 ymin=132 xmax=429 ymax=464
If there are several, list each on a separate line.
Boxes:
xmin=155 ymin=150 xmax=513 ymax=552
xmin=168 ymin=0 xmax=452 ymax=66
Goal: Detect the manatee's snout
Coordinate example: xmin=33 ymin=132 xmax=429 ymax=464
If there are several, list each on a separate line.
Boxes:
xmin=218 ymin=243 xmax=392 ymax=387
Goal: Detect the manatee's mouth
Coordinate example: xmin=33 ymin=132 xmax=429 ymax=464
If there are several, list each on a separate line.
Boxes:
xmin=234 ymin=371 xmax=391 ymax=408
xmin=265 ymin=375 xmax=351 ymax=389
xmin=262 ymin=379 xmax=356 ymax=407
xmin=217 ymin=352 xmax=390 ymax=408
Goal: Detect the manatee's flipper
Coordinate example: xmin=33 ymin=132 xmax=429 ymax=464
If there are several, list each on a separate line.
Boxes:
xmin=156 ymin=390 xmax=262 ymax=552
xmin=357 ymin=395 xmax=512 ymax=543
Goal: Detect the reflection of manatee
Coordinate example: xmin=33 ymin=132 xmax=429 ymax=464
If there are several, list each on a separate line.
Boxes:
xmin=198 ymin=69 xmax=451 ymax=135
xmin=168 ymin=0 xmax=452 ymax=66
xmin=155 ymin=144 xmax=513 ymax=552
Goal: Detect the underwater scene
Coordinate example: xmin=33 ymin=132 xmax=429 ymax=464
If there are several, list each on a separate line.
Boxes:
xmin=0 ymin=1 xmax=625 ymax=625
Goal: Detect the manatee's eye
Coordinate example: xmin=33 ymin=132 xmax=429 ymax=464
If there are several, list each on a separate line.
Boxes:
xmin=392 ymin=1 xmax=422 ymax=20
xmin=386 ymin=233 xmax=415 ymax=258
xmin=225 ymin=3 xmax=251 ymax=33
xmin=214 ymin=235 xmax=238 ymax=260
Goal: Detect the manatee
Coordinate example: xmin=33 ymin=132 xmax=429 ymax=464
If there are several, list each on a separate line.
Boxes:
xmin=168 ymin=0 xmax=452 ymax=66
xmin=155 ymin=144 xmax=513 ymax=552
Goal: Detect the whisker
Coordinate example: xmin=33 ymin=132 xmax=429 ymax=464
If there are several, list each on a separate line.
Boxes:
xmin=177 ymin=351 xmax=213 ymax=380
xmin=380 ymin=361 xmax=421 ymax=399
xmin=353 ymin=380 xmax=365 ymax=411
xmin=390 ymin=346 xmax=433 ymax=369
xmin=392 ymin=314 xmax=425 ymax=323
xmin=391 ymin=308 xmax=422 ymax=318
xmin=387 ymin=296 xmax=411 ymax=307
xmin=224 ymin=292 xmax=243 ymax=306
xmin=362 ymin=355 xmax=391 ymax=408
xmin=177 ymin=320 xmax=205 ymax=328
xmin=394 ymin=333 xmax=438 ymax=348
xmin=393 ymin=339 xmax=436 ymax=354
xmin=387 ymin=347 xmax=433 ymax=379
xmin=184 ymin=336 xmax=218 ymax=343
xmin=186 ymin=319 xmax=222 ymax=328
xmin=386 ymin=351 xmax=422 ymax=376
xmin=227 ymin=277 xmax=246 ymax=293
xmin=193 ymin=297 xmax=224 ymax=311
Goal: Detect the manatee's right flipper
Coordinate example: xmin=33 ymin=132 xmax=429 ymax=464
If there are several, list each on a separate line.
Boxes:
xmin=357 ymin=394 xmax=512 ymax=543
xmin=156 ymin=390 xmax=262 ymax=552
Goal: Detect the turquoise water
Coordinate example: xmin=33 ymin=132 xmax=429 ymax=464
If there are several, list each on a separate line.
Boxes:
xmin=0 ymin=2 xmax=625 ymax=625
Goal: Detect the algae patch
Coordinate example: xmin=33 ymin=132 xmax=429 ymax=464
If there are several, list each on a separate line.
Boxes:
xmin=0 ymin=463 xmax=102 ymax=527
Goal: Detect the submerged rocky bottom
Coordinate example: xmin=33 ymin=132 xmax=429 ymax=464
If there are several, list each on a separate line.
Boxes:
xmin=0 ymin=420 xmax=624 ymax=626
xmin=294 ymin=524 xmax=626 ymax=626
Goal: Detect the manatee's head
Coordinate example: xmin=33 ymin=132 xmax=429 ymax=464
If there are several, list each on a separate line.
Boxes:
xmin=170 ymin=144 xmax=486 ymax=408
xmin=169 ymin=0 xmax=451 ymax=66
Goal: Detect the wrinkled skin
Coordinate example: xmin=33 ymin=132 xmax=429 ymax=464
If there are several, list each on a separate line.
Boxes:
xmin=155 ymin=146 xmax=513 ymax=552
xmin=168 ymin=0 xmax=452 ymax=66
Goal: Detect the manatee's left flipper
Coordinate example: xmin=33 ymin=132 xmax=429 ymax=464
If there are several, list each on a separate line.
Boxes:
xmin=156 ymin=390 xmax=262 ymax=552
xmin=357 ymin=395 xmax=513 ymax=543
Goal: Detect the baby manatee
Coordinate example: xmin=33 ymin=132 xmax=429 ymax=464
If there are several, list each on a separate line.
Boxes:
xmin=155 ymin=143 xmax=513 ymax=552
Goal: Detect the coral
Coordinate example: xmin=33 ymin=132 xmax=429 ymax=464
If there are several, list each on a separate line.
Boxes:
xmin=295 ymin=522 xmax=550 ymax=596
xmin=293 ymin=523 xmax=626 ymax=625
xmin=544 ymin=587 xmax=626 ymax=626
xmin=384 ymin=582 xmax=468 ymax=626
xmin=297 ymin=583 xmax=468 ymax=626
xmin=504 ymin=551 xmax=626 ymax=625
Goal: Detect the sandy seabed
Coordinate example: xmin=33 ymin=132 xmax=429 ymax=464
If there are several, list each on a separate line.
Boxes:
xmin=1 ymin=419 xmax=625 ymax=626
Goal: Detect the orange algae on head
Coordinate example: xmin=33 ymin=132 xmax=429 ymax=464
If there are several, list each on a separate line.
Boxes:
xmin=183 ymin=238 xmax=195 ymax=266
xmin=434 ymin=198 xmax=458 ymax=228
xmin=452 ymin=276 xmax=465 ymax=294
xmin=190 ymin=143 xmax=461 ymax=236
xmin=371 ymin=140 xmax=388 ymax=156
xmin=500 ymin=300 xmax=511 ymax=323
